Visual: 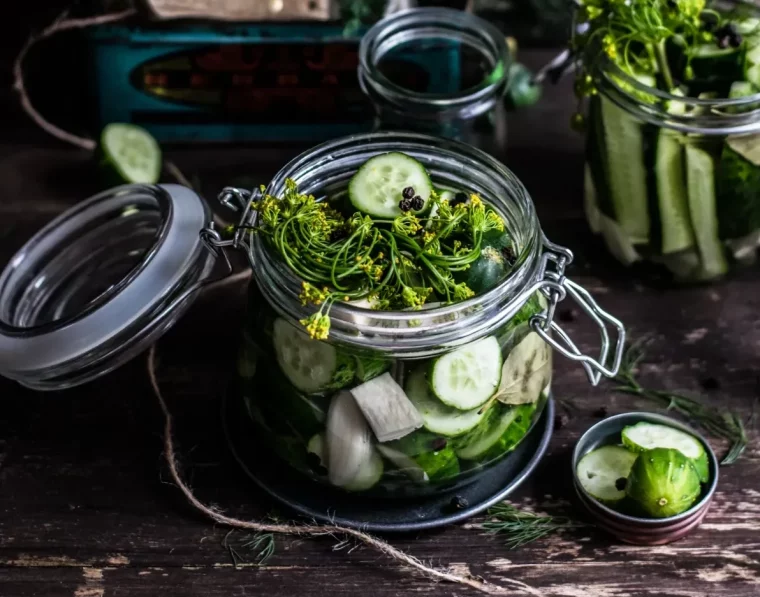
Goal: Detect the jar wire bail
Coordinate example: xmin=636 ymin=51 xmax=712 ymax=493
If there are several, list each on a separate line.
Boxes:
xmin=527 ymin=236 xmax=626 ymax=386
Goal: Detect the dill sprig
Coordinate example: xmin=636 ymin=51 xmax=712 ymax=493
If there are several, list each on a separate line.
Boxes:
xmin=253 ymin=179 xmax=507 ymax=339
xmin=612 ymin=339 xmax=748 ymax=465
xmin=483 ymin=503 xmax=586 ymax=550
xmin=222 ymin=530 xmax=276 ymax=567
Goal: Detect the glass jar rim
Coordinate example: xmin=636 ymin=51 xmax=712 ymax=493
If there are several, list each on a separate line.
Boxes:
xmin=247 ymin=131 xmax=543 ymax=358
xmin=358 ymin=7 xmax=512 ymax=120
xmin=595 ymin=55 xmax=760 ymax=135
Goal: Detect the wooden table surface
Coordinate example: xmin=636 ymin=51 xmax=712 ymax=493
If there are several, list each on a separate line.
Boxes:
xmin=0 ymin=50 xmax=758 ymax=597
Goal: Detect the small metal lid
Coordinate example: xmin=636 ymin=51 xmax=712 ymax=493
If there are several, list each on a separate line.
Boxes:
xmin=0 ymin=184 xmax=214 ymax=390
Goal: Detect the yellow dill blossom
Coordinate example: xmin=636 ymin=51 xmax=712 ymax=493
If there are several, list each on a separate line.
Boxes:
xmin=300 ymin=312 xmax=330 ymax=340
xmin=298 ymin=281 xmax=329 ymax=306
xmin=453 ymin=282 xmax=475 ymax=301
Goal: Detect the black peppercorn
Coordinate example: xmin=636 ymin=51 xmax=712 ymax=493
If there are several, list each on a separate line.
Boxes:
xmin=431 ymin=437 xmax=448 ymax=451
xmin=402 ymin=186 xmax=415 ymax=200
xmin=411 ymin=195 xmax=425 ymax=211
xmin=717 ymin=35 xmax=730 ymax=49
xmin=615 ymin=477 xmax=627 ymax=491
xmin=330 ymin=228 xmax=348 ymax=243
xmin=730 ymin=33 xmax=743 ymax=48
xmin=451 ymin=496 xmax=469 ymax=510
xmin=398 ymin=198 xmax=413 ymax=212
xmin=452 ymin=191 xmax=468 ymax=206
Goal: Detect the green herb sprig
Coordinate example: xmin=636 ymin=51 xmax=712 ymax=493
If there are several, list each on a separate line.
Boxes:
xmin=613 ymin=339 xmax=749 ymax=464
xmin=223 ymin=530 xmax=276 ymax=567
xmin=483 ymin=503 xmax=587 ymax=550
xmin=253 ymin=179 xmax=506 ymax=339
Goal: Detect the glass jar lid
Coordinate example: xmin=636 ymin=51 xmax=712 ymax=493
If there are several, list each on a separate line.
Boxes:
xmin=0 ymin=183 xmax=215 ymax=390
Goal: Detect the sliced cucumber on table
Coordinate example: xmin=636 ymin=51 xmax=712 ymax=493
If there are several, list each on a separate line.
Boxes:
xmin=404 ymin=365 xmax=486 ymax=437
xmin=272 ymin=318 xmax=355 ymax=394
xmin=453 ymin=403 xmax=535 ymax=462
xmin=600 ymin=85 xmax=653 ymax=244
xmin=622 ymin=422 xmax=709 ymax=483
xmin=685 ymin=142 xmax=729 ymax=278
xmin=100 ymin=123 xmax=162 ymax=184
xmin=429 ymin=336 xmax=502 ymax=410
xmin=576 ymin=445 xmax=639 ymax=505
xmin=348 ymin=152 xmax=432 ymax=218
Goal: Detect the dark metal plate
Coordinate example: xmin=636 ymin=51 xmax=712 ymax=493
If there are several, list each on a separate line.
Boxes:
xmin=222 ymin=394 xmax=554 ymax=532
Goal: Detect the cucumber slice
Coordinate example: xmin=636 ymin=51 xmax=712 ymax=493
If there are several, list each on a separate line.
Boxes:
xmin=717 ymin=139 xmax=760 ymax=243
xmin=272 ymin=318 xmax=355 ymax=394
xmin=576 ymin=445 xmax=639 ymax=505
xmin=737 ymin=18 xmax=760 ymax=35
xmin=495 ymin=331 xmax=552 ymax=406
xmin=100 ymin=123 xmax=162 ymax=184
xmin=688 ymin=44 xmax=745 ymax=83
xmin=430 ymin=336 xmax=502 ymax=410
xmin=586 ymin=96 xmax=614 ymax=220
xmin=404 ymin=366 xmax=486 ymax=437
xmin=598 ymin=213 xmax=642 ymax=265
xmin=622 ymin=422 xmax=709 ymax=483
xmin=684 ymin=143 xmax=729 ymax=278
xmin=348 ymin=152 xmax=432 ymax=218
xmin=377 ymin=431 xmax=459 ymax=483
xmin=584 ymin=162 xmax=602 ymax=234
xmin=600 ymin=95 xmax=651 ymax=244
xmin=655 ymin=130 xmax=695 ymax=254
xmin=454 ymin=403 xmax=535 ymax=462
xmin=745 ymin=44 xmax=760 ymax=88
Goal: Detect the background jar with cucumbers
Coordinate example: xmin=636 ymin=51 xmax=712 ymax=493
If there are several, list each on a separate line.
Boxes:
xmin=227 ymin=132 xmax=624 ymax=498
xmin=576 ymin=0 xmax=760 ymax=283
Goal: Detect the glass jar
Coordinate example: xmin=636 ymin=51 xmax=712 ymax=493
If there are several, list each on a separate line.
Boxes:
xmin=358 ymin=8 xmax=512 ymax=154
xmin=584 ymin=58 xmax=760 ymax=283
xmin=216 ymin=131 xmax=626 ymax=498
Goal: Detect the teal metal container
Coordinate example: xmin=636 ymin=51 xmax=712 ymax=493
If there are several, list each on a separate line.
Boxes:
xmin=88 ymin=23 xmax=460 ymax=143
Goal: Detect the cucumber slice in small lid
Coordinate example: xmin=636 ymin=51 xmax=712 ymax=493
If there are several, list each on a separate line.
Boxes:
xmin=576 ymin=445 xmax=638 ymax=504
xmin=100 ymin=123 xmax=162 ymax=184
xmin=348 ymin=152 xmax=432 ymax=218
xmin=622 ymin=422 xmax=709 ymax=483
